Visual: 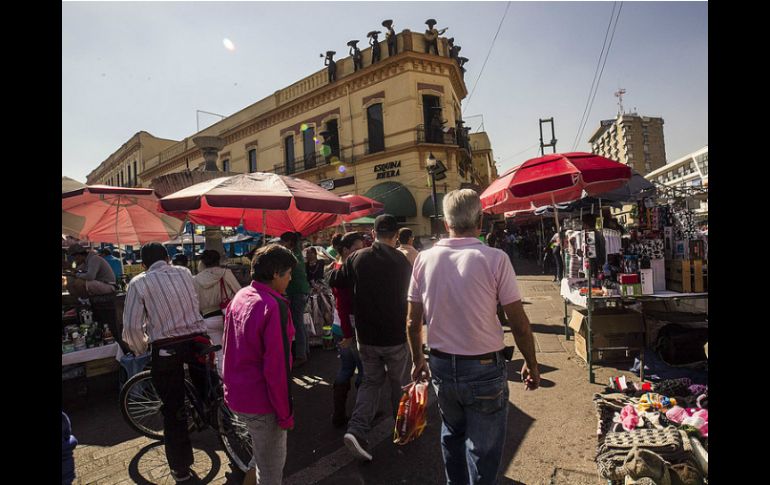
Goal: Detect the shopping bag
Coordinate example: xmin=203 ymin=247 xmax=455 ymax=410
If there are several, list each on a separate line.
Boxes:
xmin=393 ymin=378 xmax=429 ymax=445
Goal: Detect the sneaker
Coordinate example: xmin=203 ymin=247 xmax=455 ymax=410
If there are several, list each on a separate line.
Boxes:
xmin=344 ymin=432 xmax=372 ymax=461
xmin=170 ymin=469 xmax=193 ymax=482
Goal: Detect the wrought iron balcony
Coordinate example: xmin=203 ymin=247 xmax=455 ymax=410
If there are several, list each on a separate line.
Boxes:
xmin=416 ymin=124 xmax=457 ymax=145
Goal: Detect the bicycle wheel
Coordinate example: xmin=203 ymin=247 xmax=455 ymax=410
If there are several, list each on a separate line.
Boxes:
xmin=119 ymin=370 xmax=195 ymax=440
xmin=217 ymin=402 xmax=254 ymax=473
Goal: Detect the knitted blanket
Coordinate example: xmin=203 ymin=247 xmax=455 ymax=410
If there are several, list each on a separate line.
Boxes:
xmin=596 ymin=427 xmax=693 ymax=480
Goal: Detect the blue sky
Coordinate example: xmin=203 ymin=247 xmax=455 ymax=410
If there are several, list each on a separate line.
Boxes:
xmin=62 ymin=1 xmax=707 ymax=182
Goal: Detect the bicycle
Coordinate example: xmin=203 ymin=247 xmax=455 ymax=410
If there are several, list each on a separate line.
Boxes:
xmin=119 ymin=343 xmax=254 ymax=473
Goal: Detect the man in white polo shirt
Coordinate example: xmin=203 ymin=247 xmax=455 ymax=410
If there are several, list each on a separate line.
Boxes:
xmin=406 ymin=189 xmax=539 ymax=485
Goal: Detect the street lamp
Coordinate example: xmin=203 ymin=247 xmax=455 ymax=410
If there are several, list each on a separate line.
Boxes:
xmin=427 ymin=152 xmax=440 ymax=237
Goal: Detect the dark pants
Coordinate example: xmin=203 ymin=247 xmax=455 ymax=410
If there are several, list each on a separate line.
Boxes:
xmin=552 ymin=247 xmax=563 ymax=281
xmin=288 ymin=293 xmax=309 ymax=360
xmin=151 ymin=337 xmax=213 ymax=474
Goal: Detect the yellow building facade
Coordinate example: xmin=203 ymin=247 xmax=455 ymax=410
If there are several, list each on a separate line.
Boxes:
xmin=87 ymin=29 xmax=492 ymax=238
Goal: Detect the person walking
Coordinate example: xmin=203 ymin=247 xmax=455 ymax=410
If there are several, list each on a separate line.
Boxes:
xmin=329 ymin=214 xmax=413 ymax=461
xmin=279 ymin=232 xmax=311 ymax=367
xmin=221 ymin=244 xmax=298 ymax=485
xmin=406 ymin=189 xmax=540 ymax=485
xmin=122 ymin=243 xmax=212 ymax=483
xmin=396 ymin=228 xmax=419 ymax=266
xmin=328 ymin=232 xmax=366 ymax=427
xmin=193 ymin=249 xmax=243 ymax=377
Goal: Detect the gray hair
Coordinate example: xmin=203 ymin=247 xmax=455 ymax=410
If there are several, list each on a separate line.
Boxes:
xmin=442 ymin=189 xmax=482 ymax=233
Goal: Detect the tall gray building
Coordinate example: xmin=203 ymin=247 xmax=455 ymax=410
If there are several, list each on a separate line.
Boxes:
xmin=588 ymin=113 xmax=666 ymax=176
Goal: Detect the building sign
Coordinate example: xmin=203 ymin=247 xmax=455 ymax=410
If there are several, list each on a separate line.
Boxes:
xmin=318 ymin=176 xmax=355 ymax=191
xmin=374 ymin=160 xmax=401 ymax=179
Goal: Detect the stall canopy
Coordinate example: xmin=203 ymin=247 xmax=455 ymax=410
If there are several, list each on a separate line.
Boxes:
xmin=159 ymin=172 xmax=351 ymax=237
xmin=62 ymin=185 xmax=185 ymax=246
xmin=364 ymin=181 xmax=417 ymax=218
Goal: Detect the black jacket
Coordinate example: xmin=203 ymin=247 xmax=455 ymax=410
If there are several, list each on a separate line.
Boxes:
xmin=329 ymin=242 xmax=412 ymax=346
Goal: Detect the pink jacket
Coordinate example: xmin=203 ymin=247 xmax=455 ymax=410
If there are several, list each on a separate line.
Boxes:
xmin=222 ymin=281 xmax=294 ymax=429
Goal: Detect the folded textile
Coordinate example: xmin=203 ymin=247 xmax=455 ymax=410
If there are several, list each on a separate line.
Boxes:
xmin=638 ymin=393 xmax=677 ymax=413
xmin=623 ymin=447 xmax=672 ymax=485
xmin=654 ymin=378 xmax=693 ymax=398
xmin=596 ymin=427 xmax=693 ymax=480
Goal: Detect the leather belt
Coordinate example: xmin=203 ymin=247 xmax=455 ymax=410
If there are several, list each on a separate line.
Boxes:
xmin=429 ymin=349 xmax=502 ymax=361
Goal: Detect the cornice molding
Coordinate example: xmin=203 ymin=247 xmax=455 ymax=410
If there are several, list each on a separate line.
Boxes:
xmin=150 ymin=51 xmax=467 ymax=179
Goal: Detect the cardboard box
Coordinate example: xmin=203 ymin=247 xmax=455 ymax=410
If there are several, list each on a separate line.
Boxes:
xmin=651 ymin=259 xmax=666 ymax=292
xmin=569 ymin=309 xmax=644 ymax=363
xmin=574 ymin=333 xmax=644 ymax=363
xmin=621 ymin=283 xmax=642 ymax=296
xmin=639 ymin=269 xmax=654 ymax=295
xmin=85 ymin=357 xmax=119 ymax=378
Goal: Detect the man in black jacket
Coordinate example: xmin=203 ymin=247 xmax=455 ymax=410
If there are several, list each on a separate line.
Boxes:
xmin=329 ymin=214 xmax=412 ymax=461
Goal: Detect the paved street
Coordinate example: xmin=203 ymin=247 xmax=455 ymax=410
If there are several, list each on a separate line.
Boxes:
xmin=69 ymin=257 xmax=642 ymax=484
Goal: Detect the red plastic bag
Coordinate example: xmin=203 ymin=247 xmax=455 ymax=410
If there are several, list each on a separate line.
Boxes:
xmin=393 ymin=378 xmax=429 ymax=445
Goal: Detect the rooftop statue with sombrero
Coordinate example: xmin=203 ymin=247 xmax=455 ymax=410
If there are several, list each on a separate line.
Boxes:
xmin=424 ymin=19 xmax=448 ymax=55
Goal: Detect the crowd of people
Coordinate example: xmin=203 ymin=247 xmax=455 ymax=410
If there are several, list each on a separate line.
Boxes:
xmin=66 ymin=189 xmax=540 ymax=485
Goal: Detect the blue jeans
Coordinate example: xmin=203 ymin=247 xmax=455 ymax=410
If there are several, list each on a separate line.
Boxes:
xmin=334 ymin=336 xmax=363 ymax=387
xmin=288 ymin=293 xmax=309 ymax=359
xmin=430 ymin=354 xmax=509 ymax=485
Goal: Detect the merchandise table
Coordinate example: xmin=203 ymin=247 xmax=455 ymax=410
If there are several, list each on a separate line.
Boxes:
xmin=62 ymin=342 xmax=123 ymax=366
xmin=559 ymin=278 xmax=707 ymax=383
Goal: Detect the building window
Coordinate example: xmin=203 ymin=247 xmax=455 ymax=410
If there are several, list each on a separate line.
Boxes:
xmin=133 ymin=160 xmax=138 ymax=185
xmin=303 ymin=126 xmax=316 ymax=169
xmin=325 ymin=119 xmax=340 ymax=158
xmin=422 ymin=95 xmax=443 ymax=143
xmin=284 ymin=136 xmax=295 ymax=174
xmin=222 ymin=159 xmax=230 ymax=172
xmin=127 ymin=165 xmax=131 ymax=187
xmin=248 ymin=149 xmax=257 ymax=173
xmin=367 ymin=104 xmax=385 ymax=153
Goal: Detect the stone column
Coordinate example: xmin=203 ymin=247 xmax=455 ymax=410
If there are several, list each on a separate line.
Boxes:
xmin=193 ymin=136 xmax=227 ymax=260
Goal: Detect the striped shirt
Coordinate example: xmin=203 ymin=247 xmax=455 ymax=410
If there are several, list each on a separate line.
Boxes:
xmin=122 ymin=260 xmax=206 ymax=354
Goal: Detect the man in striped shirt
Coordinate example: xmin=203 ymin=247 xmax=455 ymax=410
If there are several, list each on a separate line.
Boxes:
xmin=122 ymin=243 xmax=210 ymax=483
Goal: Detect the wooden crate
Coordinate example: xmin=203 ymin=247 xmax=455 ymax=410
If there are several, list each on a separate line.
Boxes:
xmin=666 ymin=260 xmax=706 ymax=293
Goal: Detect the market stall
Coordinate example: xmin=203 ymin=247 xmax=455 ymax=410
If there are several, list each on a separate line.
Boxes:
xmin=592 ymin=376 xmax=708 ymax=484
xmin=556 ymin=196 xmax=708 ymax=384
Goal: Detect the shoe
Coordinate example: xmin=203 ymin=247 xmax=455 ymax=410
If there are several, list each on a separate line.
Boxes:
xmin=343 ymin=432 xmax=372 ymax=461
xmin=170 ymin=468 xmax=193 ymax=482
xmin=293 ymin=357 xmax=308 ymax=369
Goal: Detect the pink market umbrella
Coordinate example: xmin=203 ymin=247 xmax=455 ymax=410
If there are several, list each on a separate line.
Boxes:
xmin=62 ymin=185 xmax=185 ymax=246
xmin=480 ymin=152 xmax=632 ymax=215
xmin=159 ymin=173 xmax=351 ymax=237
xmin=292 ymin=194 xmax=385 ymax=236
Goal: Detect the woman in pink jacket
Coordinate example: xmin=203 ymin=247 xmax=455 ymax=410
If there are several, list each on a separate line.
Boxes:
xmin=222 ymin=244 xmax=297 ymax=485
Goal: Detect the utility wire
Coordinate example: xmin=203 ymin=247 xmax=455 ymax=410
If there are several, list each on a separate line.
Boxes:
xmin=463 ymin=1 xmax=512 ymax=114
xmin=571 ymin=2 xmax=618 ymax=151
xmin=575 ymin=2 xmax=623 ymax=149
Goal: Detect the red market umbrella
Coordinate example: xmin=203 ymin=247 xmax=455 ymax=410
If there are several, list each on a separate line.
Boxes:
xmin=480 ymin=152 xmax=632 ymax=215
xmin=159 ymin=172 xmax=351 ymax=237
xmin=62 ymin=185 xmax=185 ymax=246
xmin=292 ymin=194 xmax=385 ymax=235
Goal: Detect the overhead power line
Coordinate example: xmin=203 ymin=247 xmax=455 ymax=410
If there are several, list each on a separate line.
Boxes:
xmin=463 ymin=1 xmax=512 ymax=114
xmin=571 ymin=2 xmax=618 ymax=151
xmin=572 ymin=2 xmax=624 ymax=151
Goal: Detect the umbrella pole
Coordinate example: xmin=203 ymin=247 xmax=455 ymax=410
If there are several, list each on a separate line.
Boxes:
xmin=115 ymin=196 xmax=125 ymax=286
xmin=262 ymin=210 xmax=267 ymax=246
